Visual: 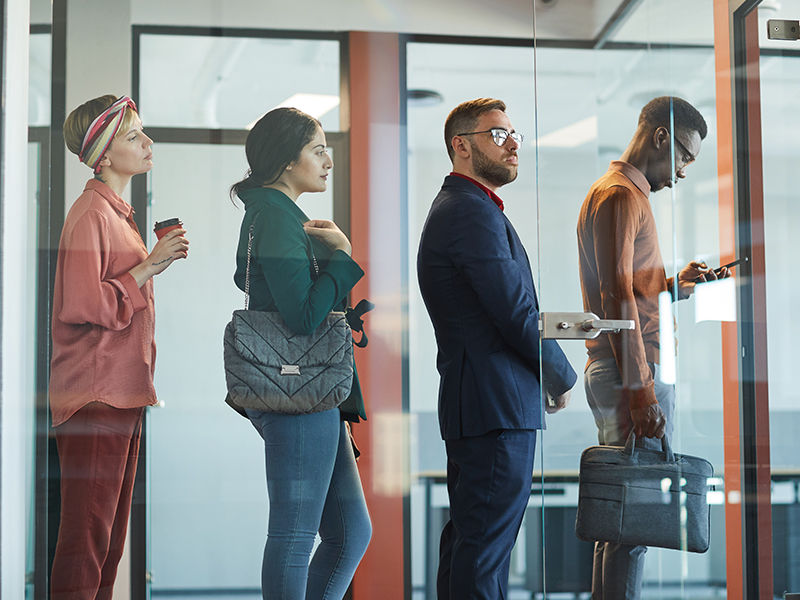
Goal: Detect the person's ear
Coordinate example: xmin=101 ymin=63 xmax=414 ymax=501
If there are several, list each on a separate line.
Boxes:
xmin=451 ymin=135 xmax=471 ymax=159
xmin=653 ymin=126 xmax=670 ymax=151
xmin=97 ymin=154 xmax=112 ymax=169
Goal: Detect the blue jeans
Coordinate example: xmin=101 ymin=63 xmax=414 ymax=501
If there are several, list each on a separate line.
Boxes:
xmin=584 ymin=358 xmax=675 ymax=600
xmin=246 ymin=408 xmax=371 ymax=600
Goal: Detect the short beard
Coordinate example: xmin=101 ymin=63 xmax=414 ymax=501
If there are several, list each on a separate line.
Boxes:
xmin=472 ymin=144 xmax=517 ymax=188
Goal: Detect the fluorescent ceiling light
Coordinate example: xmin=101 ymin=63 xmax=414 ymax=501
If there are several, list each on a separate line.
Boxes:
xmin=537 ymin=116 xmax=597 ymax=148
xmin=246 ymin=93 xmax=340 ymax=129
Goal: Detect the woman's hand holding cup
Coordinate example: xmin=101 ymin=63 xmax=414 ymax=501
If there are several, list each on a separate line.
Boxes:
xmin=129 ymin=226 xmax=189 ymax=287
xmin=148 ymin=228 xmax=189 ymax=272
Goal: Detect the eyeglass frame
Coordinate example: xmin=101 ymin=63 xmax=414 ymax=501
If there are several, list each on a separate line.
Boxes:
xmin=670 ymin=132 xmax=696 ymax=166
xmin=456 ymin=128 xmax=524 ymax=147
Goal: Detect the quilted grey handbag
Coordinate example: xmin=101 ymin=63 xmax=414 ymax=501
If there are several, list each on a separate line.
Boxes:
xmin=223 ymin=225 xmax=354 ymax=415
xmin=575 ymin=432 xmax=713 ymax=553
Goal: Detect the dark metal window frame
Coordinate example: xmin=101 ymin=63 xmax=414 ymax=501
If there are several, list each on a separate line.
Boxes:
xmin=30 ymin=8 xmax=64 ymax=600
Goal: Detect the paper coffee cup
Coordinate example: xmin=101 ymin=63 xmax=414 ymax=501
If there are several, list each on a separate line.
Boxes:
xmin=153 ymin=218 xmax=182 ymax=240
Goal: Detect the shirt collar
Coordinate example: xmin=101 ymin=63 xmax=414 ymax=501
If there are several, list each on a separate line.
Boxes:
xmin=609 ymin=161 xmax=651 ymax=197
xmin=241 ymin=186 xmax=310 ymax=222
xmin=84 ymin=178 xmax=134 ymax=218
xmin=449 ymin=172 xmax=504 ymax=211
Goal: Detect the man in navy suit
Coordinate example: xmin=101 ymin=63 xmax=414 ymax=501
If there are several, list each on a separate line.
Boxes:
xmin=417 ymin=98 xmax=577 ymax=599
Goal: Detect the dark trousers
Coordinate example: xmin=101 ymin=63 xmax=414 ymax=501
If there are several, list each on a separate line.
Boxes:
xmin=437 ymin=429 xmax=537 ymax=600
xmin=51 ymin=402 xmax=144 ymax=600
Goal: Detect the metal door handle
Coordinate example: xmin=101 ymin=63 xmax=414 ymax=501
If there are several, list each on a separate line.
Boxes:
xmin=540 ymin=312 xmax=635 ymax=339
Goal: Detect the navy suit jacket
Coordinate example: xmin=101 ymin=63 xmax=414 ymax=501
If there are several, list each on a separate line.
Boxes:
xmin=417 ymin=175 xmax=577 ymax=441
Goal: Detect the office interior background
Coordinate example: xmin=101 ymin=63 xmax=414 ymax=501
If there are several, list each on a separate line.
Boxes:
xmin=1 ymin=0 xmax=799 ymax=598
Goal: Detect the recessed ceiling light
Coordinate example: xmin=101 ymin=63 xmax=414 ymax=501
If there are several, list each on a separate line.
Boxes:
xmin=408 ymin=89 xmax=444 ymax=106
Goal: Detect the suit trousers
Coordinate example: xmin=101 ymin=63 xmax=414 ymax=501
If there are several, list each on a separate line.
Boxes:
xmin=51 ymin=402 xmax=144 ymax=600
xmin=438 ymin=429 xmax=537 ymax=600
xmin=584 ymin=358 xmax=675 ymax=600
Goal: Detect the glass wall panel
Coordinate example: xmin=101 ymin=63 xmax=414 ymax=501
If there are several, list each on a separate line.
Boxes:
xmin=406 ymin=40 xmax=538 ymax=598
xmin=139 ymin=34 xmax=341 ymax=131
xmin=759 ymin=1 xmax=800 ymax=591
xmin=139 ymin=32 xmax=339 ymax=597
xmin=144 ymin=142 xmax=336 ymax=596
xmin=145 ymin=142 xmax=263 ymax=596
xmin=27 ymin=7 xmax=51 ymax=598
xmin=29 ymin=32 xmax=51 ymax=127
xmin=534 ymin=2 xmax=727 ymax=597
xmin=13 ymin=0 xmax=798 ymax=598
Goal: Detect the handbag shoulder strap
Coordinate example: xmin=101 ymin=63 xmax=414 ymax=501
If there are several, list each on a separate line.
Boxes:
xmin=243 ymin=221 xmax=320 ymax=310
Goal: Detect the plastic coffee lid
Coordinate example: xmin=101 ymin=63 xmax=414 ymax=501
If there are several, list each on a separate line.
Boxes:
xmin=154 ymin=218 xmax=181 ymax=230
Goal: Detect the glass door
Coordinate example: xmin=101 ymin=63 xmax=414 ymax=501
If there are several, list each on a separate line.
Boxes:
xmin=138 ymin=137 xmax=342 ymax=598
xmin=756 ymin=1 xmax=800 ymax=596
xmin=761 ymin=33 xmax=800 ymax=600
xmin=532 ymin=1 xmax=730 ymax=597
xmin=133 ymin=29 xmax=344 ymax=598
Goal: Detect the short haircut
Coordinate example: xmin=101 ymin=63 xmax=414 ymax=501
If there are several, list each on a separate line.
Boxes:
xmin=444 ymin=98 xmax=507 ymax=160
xmin=638 ymin=96 xmax=708 ymax=140
xmin=63 ymin=94 xmax=138 ymax=156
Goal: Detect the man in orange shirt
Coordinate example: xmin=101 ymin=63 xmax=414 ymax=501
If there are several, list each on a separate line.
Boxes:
xmin=576 ymin=96 xmax=725 ymax=599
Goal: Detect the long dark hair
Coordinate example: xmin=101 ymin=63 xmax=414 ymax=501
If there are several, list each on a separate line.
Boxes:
xmin=230 ymin=107 xmax=321 ymax=201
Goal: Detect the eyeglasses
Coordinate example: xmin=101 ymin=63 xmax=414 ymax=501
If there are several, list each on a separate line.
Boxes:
xmin=456 ymin=128 xmax=524 ymax=147
xmin=672 ymin=135 xmax=696 ymax=166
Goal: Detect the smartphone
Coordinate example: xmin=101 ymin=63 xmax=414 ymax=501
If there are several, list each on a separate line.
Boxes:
xmin=695 ymin=257 xmax=747 ymax=282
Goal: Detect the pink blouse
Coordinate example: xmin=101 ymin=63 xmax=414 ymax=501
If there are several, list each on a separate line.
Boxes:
xmin=49 ymin=179 xmax=157 ymax=427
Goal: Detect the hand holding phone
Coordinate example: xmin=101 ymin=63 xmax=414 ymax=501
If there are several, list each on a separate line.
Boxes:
xmin=694 ymin=257 xmax=747 ymax=282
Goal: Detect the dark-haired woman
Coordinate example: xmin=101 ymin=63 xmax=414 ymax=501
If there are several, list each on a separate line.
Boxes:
xmin=50 ymin=94 xmax=188 ymax=599
xmin=229 ymin=107 xmax=371 ymax=599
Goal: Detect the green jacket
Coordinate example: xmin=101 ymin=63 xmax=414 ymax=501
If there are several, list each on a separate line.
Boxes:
xmin=234 ymin=187 xmax=367 ymax=421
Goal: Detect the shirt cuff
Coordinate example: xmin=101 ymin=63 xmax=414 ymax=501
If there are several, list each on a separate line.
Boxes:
xmin=623 ymin=383 xmax=658 ymax=410
xmin=119 ymin=271 xmax=148 ymax=313
xmin=668 ymin=276 xmax=690 ymax=301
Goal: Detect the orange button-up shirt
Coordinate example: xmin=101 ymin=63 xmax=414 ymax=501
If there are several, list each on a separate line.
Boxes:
xmin=577 ymin=161 xmax=677 ymax=409
xmin=49 ymin=179 xmax=157 ymax=427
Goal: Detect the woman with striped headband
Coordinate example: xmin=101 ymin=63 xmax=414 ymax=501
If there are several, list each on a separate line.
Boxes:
xmin=49 ymin=94 xmax=188 ymax=599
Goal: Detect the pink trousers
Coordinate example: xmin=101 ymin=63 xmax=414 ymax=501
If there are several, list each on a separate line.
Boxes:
xmin=50 ymin=402 xmax=144 ymax=600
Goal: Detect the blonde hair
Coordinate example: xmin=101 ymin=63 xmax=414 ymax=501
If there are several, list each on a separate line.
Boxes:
xmin=63 ymin=94 xmax=138 ymax=156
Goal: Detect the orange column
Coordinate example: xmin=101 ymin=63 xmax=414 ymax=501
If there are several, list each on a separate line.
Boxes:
xmin=712 ymin=3 xmax=743 ymax=598
xmin=347 ymin=31 xmax=407 ymax=599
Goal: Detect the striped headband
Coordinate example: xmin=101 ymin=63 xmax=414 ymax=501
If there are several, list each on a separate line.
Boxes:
xmin=78 ymin=96 xmax=138 ymax=173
